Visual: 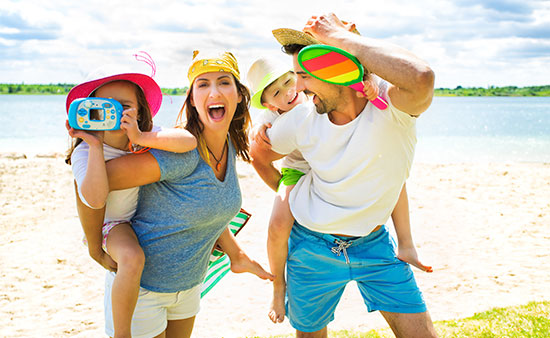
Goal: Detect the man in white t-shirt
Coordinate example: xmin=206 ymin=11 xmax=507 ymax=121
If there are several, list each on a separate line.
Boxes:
xmin=262 ymin=14 xmax=438 ymax=338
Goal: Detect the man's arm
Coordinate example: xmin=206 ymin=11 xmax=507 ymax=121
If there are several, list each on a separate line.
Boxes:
xmin=303 ymin=13 xmax=435 ymax=116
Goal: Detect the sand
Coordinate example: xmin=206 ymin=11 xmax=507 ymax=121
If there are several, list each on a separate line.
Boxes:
xmin=1 ymin=152 xmax=549 ymax=337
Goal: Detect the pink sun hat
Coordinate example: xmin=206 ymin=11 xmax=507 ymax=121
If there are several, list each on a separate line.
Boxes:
xmin=65 ymin=52 xmax=162 ymax=117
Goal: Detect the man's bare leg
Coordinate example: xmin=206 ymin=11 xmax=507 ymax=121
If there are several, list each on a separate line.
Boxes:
xmin=380 ymin=310 xmax=438 ymax=338
xmin=296 ymin=326 xmax=327 ymax=338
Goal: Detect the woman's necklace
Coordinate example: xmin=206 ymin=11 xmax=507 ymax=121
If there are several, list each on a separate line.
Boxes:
xmin=205 ymin=140 xmax=227 ymax=171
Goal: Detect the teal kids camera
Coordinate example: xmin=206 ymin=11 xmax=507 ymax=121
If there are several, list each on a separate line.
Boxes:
xmin=68 ymin=98 xmax=123 ymax=130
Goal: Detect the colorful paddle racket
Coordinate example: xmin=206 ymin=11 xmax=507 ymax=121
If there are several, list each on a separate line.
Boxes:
xmin=298 ymin=44 xmax=388 ymax=110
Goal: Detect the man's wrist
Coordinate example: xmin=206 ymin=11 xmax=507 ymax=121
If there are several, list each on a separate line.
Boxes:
xmin=318 ymin=29 xmax=353 ymax=48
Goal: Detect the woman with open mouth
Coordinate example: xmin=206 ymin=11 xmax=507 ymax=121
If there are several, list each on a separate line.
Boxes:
xmin=76 ymin=50 xmax=273 ymax=338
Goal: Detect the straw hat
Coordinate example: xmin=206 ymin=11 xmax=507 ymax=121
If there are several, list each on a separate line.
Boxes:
xmin=272 ymin=24 xmax=361 ymax=47
xmin=272 ymin=28 xmax=321 ymax=47
xmin=247 ymin=58 xmax=291 ymax=109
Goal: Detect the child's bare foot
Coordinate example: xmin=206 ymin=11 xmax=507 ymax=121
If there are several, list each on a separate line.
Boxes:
xmin=268 ymin=285 xmax=286 ymax=323
xmin=229 ymin=252 xmax=275 ymax=281
xmin=397 ymin=246 xmax=433 ymax=272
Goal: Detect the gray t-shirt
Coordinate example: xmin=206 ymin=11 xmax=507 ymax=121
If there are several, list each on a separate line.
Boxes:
xmin=132 ymin=142 xmax=242 ymax=293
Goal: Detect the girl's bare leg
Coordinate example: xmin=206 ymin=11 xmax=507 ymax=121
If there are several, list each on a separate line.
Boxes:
xmin=215 ymin=227 xmax=274 ymax=281
xmin=106 ymin=222 xmax=145 ymax=338
xmin=267 ymin=185 xmax=295 ymax=323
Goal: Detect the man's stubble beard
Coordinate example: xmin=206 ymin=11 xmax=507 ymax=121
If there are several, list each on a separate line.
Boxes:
xmin=307 ymin=87 xmax=345 ymax=115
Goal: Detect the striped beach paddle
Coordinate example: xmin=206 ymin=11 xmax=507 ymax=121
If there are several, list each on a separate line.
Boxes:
xmin=201 ymin=208 xmax=251 ymax=298
xmin=297 ymin=44 xmax=388 ymax=110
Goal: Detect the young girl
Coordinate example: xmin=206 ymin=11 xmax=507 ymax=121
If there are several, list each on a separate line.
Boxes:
xmin=65 ymin=68 xmax=197 ymax=338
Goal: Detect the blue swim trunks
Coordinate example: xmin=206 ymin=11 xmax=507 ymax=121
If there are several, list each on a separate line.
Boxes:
xmin=285 ymin=222 xmax=427 ymax=332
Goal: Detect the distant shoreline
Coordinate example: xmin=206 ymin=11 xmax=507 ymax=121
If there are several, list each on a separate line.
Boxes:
xmin=0 ymin=84 xmax=188 ymax=96
xmin=435 ymin=85 xmax=550 ymax=97
xmin=1 ymin=83 xmax=549 ymax=97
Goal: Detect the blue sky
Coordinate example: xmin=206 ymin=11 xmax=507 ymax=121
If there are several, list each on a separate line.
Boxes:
xmin=1 ymin=0 xmax=549 ymax=88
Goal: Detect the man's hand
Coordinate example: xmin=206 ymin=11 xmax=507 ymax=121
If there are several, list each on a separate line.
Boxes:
xmin=342 ymin=20 xmax=356 ymax=33
xmin=303 ymin=13 xmax=350 ymax=46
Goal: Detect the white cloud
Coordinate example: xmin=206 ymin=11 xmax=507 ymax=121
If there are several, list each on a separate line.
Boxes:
xmin=0 ymin=0 xmax=548 ymax=88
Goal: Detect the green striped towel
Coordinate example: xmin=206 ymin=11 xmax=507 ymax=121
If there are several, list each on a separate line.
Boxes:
xmin=201 ymin=209 xmax=251 ymax=298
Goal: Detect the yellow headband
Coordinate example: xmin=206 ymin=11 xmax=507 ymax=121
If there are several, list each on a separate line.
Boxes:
xmin=187 ymin=50 xmax=240 ymax=85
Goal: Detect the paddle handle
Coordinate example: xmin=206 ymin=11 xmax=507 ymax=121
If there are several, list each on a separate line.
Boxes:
xmin=349 ymin=82 xmax=388 ymax=110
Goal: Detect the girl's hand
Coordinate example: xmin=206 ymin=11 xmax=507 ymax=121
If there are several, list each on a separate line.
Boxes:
xmin=119 ymin=108 xmax=142 ymax=145
xmin=397 ymin=246 xmax=433 ymax=273
xmin=89 ymin=247 xmax=118 ymax=272
xmin=66 ymin=120 xmax=104 ymax=147
xmin=357 ymin=76 xmax=380 ymax=101
xmin=250 ymin=123 xmax=271 ymax=150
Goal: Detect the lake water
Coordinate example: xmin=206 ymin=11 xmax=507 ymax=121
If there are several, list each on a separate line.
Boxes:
xmin=0 ymin=95 xmax=549 ymax=162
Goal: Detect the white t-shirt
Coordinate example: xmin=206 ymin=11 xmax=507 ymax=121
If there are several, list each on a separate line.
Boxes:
xmin=70 ymin=126 xmax=161 ymax=223
xmin=255 ymin=109 xmax=310 ymax=173
xmin=267 ymin=81 xmax=416 ymax=236
xmin=71 ymin=142 xmax=137 ymax=223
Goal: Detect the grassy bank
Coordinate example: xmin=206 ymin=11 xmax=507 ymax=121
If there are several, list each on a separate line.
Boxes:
xmin=0 ymin=83 xmax=188 ymax=95
xmin=247 ymin=301 xmax=550 ymax=338
xmin=435 ymin=85 xmax=550 ymax=97
xmin=1 ymin=83 xmax=549 ymax=97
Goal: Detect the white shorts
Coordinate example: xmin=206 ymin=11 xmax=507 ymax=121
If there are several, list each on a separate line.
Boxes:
xmin=104 ymin=272 xmax=201 ymax=338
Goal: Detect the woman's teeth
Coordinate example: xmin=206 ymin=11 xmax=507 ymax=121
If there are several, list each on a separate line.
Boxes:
xmin=208 ymin=104 xmax=226 ymax=119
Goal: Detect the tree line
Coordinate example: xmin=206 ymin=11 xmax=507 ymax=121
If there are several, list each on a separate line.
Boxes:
xmin=0 ymin=83 xmax=188 ymax=95
xmin=434 ymin=85 xmax=550 ymax=96
xmin=0 ymin=83 xmax=549 ymax=97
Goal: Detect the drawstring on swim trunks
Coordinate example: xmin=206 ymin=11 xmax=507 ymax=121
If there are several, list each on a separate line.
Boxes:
xmin=331 ymin=239 xmax=353 ymax=264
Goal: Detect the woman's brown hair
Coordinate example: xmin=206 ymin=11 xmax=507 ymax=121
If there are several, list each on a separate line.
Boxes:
xmin=176 ymin=75 xmax=251 ymax=163
xmin=65 ymin=80 xmax=153 ymax=164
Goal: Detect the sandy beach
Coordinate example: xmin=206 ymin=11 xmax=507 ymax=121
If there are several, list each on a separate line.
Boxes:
xmin=1 ymin=152 xmax=549 ymax=337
